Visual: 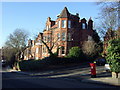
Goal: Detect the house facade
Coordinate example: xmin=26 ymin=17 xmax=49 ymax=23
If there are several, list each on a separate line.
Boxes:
xmin=23 ymin=7 xmax=95 ymax=60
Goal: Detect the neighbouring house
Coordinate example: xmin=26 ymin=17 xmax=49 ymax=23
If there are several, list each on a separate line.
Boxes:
xmin=23 ymin=7 xmax=97 ymax=60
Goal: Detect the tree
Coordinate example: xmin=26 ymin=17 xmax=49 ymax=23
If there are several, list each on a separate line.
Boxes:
xmin=82 ymin=36 xmax=103 ymax=59
xmin=2 ymin=46 xmax=16 ymax=67
xmin=38 ymin=31 xmax=62 ymax=57
xmin=106 ymin=38 xmax=120 ymax=78
xmin=96 ymin=1 xmax=119 ymax=39
xmin=67 ymin=47 xmax=83 ymax=59
xmin=4 ymin=29 xmax=29 ymax=68
xmin=5 ymin=29 xmax=28 ymax=50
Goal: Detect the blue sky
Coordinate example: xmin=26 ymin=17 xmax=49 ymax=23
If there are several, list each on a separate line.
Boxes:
xmin=1 ymin=2 xmax=100 ymax=48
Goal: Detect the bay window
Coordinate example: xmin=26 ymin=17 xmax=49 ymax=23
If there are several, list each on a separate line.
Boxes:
xmin=62 ymin=20 xmax=66 ymax=28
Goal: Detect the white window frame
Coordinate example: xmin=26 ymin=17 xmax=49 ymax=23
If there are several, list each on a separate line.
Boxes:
xmin=58 ymin=20 xmax=61 ymax=28
xmin=46 ymin=25 xmax=49 ymax=30
xmin=36 ymin=47 xmax=39 ymax=54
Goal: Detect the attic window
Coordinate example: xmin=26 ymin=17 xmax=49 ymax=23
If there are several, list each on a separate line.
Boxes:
xmin=82 ymin=23 xmax=86 ymax=29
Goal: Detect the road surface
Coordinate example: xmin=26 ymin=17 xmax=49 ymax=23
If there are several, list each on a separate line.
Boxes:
xmin=2 ymin=71 xmax=118 ymax=88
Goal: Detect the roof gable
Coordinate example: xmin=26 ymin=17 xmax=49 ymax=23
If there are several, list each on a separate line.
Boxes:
xmin=59 ymin=7 xmax=70 ymax=18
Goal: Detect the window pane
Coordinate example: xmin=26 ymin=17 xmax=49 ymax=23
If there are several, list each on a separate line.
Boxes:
xmin=62 ymin=20 xmax=66 ymax=28
xmin=43 ymin=47 xmax=46 ymax=53
xmin=62 ymin=32 xmax=66 ymax=41
xmin=82 ymin=23 xmax=86 ymax=29
xmin=68 ymin=20 xmax=71 ymax=28
xmin=68 ymin=33 xmax=71 ymax=41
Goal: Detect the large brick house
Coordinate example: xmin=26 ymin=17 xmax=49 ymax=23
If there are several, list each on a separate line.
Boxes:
xmin=23 ymin=7 xmax=95 ymax=60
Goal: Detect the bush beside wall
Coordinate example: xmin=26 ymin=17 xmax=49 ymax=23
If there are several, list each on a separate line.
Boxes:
xmin=19 ymin=56 xmax=86 ymax=71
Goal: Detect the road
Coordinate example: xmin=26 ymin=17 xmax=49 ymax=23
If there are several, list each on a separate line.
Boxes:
xmin=2 ymin=66 xmax=119 ymax=89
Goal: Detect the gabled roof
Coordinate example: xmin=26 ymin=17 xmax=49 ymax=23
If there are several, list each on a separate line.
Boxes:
xmin=59 ymin=7 xmax=70 ymax=18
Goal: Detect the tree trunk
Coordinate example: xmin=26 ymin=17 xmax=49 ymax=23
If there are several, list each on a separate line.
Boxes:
xmin=116 ymin=72 xmax=119 ymax=78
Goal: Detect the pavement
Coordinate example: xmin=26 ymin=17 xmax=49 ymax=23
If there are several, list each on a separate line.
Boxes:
xmin=2 ymin=65 xmax=120 ymax=87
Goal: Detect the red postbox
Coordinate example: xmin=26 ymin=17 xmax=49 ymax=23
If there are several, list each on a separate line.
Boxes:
xmin=90 ymin=63 xmax=96 ymax=78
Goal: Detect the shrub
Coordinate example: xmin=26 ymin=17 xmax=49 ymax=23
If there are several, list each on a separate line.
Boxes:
xmin=42 ymin=56 xmax=78 ymax=65
xmin=106 ymin=38 xmax=120 ymax=78
xmin=19 ymin=56 xmax=83 ymax=71
xmin=67 ymin=47 xmax=84 ymax=60
xmin=19 ymin=60 xmax=47 ymax=71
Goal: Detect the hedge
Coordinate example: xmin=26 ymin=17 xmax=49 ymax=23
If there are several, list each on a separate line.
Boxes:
xmin=18 ymin=56 xmax=84 ymax=71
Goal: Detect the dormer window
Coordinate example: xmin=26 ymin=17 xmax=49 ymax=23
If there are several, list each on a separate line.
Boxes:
xmin=82 ymin=23 xmax=86 ymax=29
xmin=62 ymin=20 xmax=66 ymax=28
xmin=68 ymin=20 xmax=71 ymax=28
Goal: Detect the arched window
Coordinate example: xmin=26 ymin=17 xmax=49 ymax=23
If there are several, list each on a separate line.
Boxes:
xmin=82 ymin=23 xmax=86 ymax=29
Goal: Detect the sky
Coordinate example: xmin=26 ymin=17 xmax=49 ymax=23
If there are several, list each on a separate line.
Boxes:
xmin=1 ymin=2 xmax=101 ymax=48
